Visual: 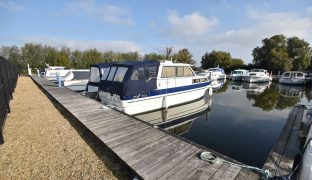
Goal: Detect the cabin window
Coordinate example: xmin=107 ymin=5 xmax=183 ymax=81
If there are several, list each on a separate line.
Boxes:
xmin=161 ymin=67 xmax=176 ymax=78
xmin=90 ymin=67 xmax=100 ymax=82
xmin=184 ymin=67 xmax=194 ymax=76
xmin=283 ymin=72 xmax=291 ymax=78
xmin=296 ymin=73 xmax=304 ymax=78
xmin=72 ymin=71 xmax=90 ymax=80
xmin=176 ymin=67 xmax=184 ymax=77
xmin=113 ymin=67 xmax=128 ymax=82
xmin=107 ymin=67 xmax=117 ymax=81
xmin=101 ymin=67 xmax=110 ymax=80
xmin=145 ymin=66 xmax=157 ymax=79
xmin=131 ymin=68 xmax=144 ymax=80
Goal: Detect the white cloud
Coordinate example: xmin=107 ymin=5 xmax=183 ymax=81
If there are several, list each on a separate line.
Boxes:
xmin=66 ymin=0 xmax=133 ymax=25
xmin=0 ymin=0 xmax=25 ymax=11
xmin=164 ymin=8 xmax=312 ymax=63
xmin=164 ymin=11 xmax=218 ymax=40
xmin=24 ymin=37 xmax=140 ymax=52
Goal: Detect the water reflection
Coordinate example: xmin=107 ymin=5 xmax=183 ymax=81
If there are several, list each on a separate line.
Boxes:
xmin=229 ymin=81 xmax=310 ymax=111
xmin=135 ymin=89 xmax=212 ymax=128
xmin=212 ymin=79 xmax=227 ymax=93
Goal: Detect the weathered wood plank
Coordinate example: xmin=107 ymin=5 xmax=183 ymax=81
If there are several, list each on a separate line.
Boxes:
xmin=263 ymin=105 xmax=304 ymax=177
xmin=185 ymin=161 xmax=224 ymax=180
xmin=235 ymin=168 xmax=261 ymax=180
xmin=157 ymin=147 xmax=205 ymax=180
xmin=142 ymin=145 xmax=200 ymax=180
xmin=208 ymin=163 xmax=241 ymax=180
xmin=131 ymin=139 xmax=189 ymax=174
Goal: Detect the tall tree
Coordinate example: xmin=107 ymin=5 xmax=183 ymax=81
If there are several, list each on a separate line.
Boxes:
xmin=252 ymin=35 xmax=292 ymax=73
xmin=201 ymin=50 xmax=232 ymax=69
xmin=21 ymin=43 xmax=45 ymax=69
xmin=287 ymin=37 xmax=311 ymax=71
xmin=172 ymin=48 xmax=195 ymax=64
xmin=144 ymin=53 xmax=165 ymax=60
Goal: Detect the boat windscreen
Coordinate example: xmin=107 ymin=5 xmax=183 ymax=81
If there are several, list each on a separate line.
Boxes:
xmin=72 ymin=71 xmax=90 ymax=80
xmin=90 ymin=67 xmax=100 ymax=82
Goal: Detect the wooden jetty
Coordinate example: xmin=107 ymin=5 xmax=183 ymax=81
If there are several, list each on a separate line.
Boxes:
xmin=263 ymin=105 xmax=305 ymax=176
xmin=30 ymin=75 xmax=261 ymax=180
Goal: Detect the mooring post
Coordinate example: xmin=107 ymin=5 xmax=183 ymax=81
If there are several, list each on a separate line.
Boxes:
xmin=57 ymin=72 xmax=62 ymax=87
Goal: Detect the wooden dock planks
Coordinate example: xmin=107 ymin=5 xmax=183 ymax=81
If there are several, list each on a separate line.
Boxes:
xmin=263 ymin=105 xmax=305 ymax=176
xmin=30 ymin=75 xmax=260 ymax=180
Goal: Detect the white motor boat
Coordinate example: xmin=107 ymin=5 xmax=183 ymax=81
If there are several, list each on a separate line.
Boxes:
xmin=198 ymin=67 xmax=226 ymax=80
xmin=244 ymin=69 xmax=272 ymax=83
xmin=42 ymin=66 xmax=71 ymax=81
xmin=62 ymin=70 xmax=90 ymax=92
xmin=98 ymin=60 xmax=212 ymax=115
xmin=279 ymin=71 xmax=306 ymax=85
xmin=230 ymin=69 xmax=249 ymax=81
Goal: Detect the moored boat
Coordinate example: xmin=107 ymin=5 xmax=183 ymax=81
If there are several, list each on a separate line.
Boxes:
xmin=244 ymin=69 xmax=271 ymax=83
xmin=62 ymin=70 xmax=90 ymax=92
xmin=198 ymin=67 xmax=226 ymax=80
xmin=98 ymin=60 xmax=212 ymax=115
xmin=230 ymin=69 xmax=249 ymax=81
xmin=279 ymin=71 xmax=305 ymax=85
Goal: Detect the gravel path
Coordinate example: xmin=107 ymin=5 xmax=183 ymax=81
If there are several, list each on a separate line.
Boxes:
xmin=0 ymin=77 xmax=133 ymax=179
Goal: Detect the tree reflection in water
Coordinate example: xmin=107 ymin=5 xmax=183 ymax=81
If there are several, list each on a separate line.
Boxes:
xmin=246 ymin=83 xmax=306 ymax=111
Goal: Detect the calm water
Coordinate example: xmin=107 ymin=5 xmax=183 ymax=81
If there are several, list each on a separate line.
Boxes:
xmin=135 ymin=80 xmax=312 ymax=168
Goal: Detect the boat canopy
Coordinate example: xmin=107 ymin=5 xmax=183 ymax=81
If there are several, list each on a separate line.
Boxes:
xmin=88 ymin=62 xmax=115 ymax=85
xmin=99 ymin=60 xmax=160 ymax=100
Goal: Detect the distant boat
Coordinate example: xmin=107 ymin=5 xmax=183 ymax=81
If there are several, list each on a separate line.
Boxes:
xmin=244 ymin=69 xmax=271 ymax=83
xmin=198 ymin=67 xmax=226 ymax=80
xmin=42 ymin=66 xmax=70 ymax=81
xmin=279 ymin=71 xmax=305 ymax=85
xmin=98 ymin=60 xmax=212 ymax=115
xmin=230 ymin=69 xmax=249 ymax=81
xmin=62 ymin=70 xmax=90 ymax=92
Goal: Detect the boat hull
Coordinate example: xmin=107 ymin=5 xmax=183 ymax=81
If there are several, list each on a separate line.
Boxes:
xmin=99 ymin=85 xmax=211 ymax=115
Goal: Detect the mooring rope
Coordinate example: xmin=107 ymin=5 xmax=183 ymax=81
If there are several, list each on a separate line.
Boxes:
xmin=199 ymin=151 xmax=273 ymax=179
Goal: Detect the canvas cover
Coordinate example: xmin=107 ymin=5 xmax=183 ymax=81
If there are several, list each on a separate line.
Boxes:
xmin=99 ymin=61 xmax=160 ymax=100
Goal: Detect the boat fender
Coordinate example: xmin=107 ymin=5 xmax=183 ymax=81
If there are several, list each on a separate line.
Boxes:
xmin=162 ymin=96 xmax=168 ymax=110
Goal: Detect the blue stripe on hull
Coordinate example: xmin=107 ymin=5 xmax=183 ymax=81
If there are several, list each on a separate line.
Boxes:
xmin=122 ymin=81 xmax=211 ymax=100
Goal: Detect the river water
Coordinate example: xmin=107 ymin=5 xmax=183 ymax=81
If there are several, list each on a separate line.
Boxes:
xmin=135 ymin=80 xmax=312 ymax=168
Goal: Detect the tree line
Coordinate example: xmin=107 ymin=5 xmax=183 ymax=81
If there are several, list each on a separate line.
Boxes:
xmin=1 ymin=34 xmax=311 ymax=74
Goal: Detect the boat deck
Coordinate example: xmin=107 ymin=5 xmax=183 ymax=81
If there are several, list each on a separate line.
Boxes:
xmin=30 ymin=75 xmax=261 ymax=180
xmin=263 ymin=105 xmax=305 ymax=176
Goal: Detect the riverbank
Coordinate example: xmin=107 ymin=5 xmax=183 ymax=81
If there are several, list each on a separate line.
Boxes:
xmin=0 ymin=77 xmax=133 ymax=179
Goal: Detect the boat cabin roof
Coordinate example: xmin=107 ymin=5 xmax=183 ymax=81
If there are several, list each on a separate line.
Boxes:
xmin=90 ymin=62 xmax=116 ymax=69
xmin=251 ymin=69 xmax=267 ymax=72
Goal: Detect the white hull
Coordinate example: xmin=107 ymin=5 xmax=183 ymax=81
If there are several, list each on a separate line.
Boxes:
xmin=63 ymin=80 xmax=88 ymax=92
xmin=279 ymin=78 xmax=305 ymax=85
xmin=100 ymin=86 xmax=210 ymax=115
xmin=210 ymin=74 xmax=226 ymax=80
xmin=244 ymin=76 xmax=271 ymax=83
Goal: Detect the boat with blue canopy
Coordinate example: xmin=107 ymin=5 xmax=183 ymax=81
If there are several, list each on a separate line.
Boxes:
xmin=98 ymin=60 xmax=212 ymax=115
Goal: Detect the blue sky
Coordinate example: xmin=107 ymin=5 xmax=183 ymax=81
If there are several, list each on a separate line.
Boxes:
xmin=1 ymin=0 xmax=312 ymax=65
